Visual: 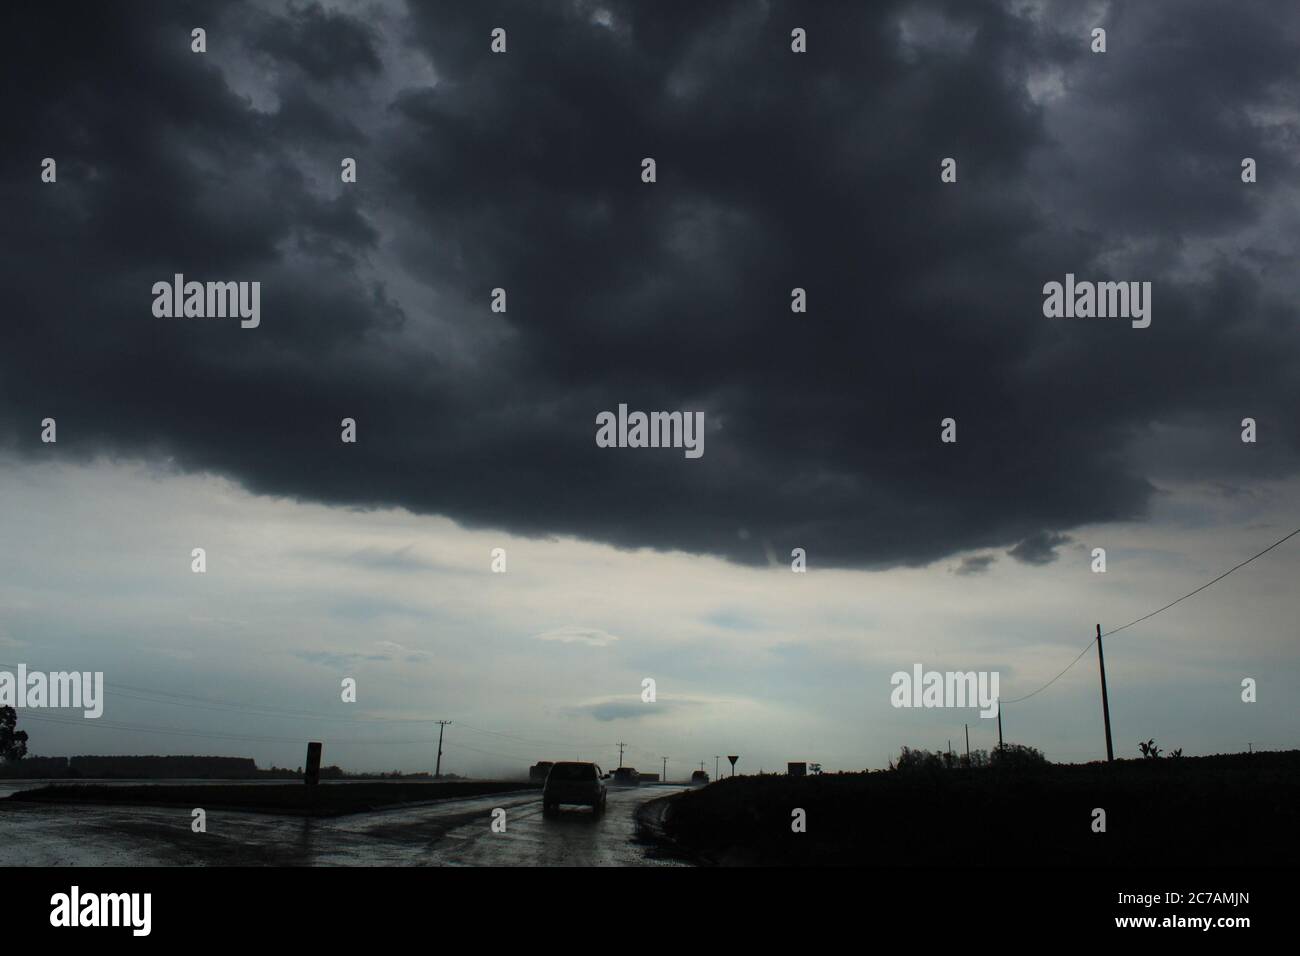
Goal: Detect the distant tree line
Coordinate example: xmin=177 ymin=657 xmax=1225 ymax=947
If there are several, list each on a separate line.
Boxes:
xmin=0 ymin=754 xmax=262 ymax=779
xmin=891 ymin=743 xmax=1048 ymax=771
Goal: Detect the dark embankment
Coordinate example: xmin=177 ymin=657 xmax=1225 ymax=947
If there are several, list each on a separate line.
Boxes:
xmin=3 ymin=780 xmax=539 ymax=817
xmin=656 ymin=751 xmax=1300 ymax=866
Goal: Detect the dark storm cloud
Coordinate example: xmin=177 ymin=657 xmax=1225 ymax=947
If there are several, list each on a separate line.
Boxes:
xmin=3 ymin=0 xmax=1299 ymax=568
xmin=567 ymin=697 xmax=700 ymax=722
xmin=291 ymin=650 xmax=392 ymax=668
xmin=343 ymin=545 xmax=435 ymax=572
xmin=953 ymin=553 xmax=998 ymax=576
xmin=1006 ymin=530 xmax=1071 ymax=566
xmin=252 ymin=2 xmax=381 ymax=82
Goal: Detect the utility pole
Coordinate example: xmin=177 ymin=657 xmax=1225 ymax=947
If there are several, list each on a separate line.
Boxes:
xmin=997 ymin=702 xmax=1003 ymax=751
xmin=714 ymin=755 xmax=720 ymax=780
xmin=965 ymin=723 xmax=970 ymax=765
xmin=662 ymin=756 xmax=668 ymax=781
xmin=616 ymin=742 xmax=626 ymax=769
xmin=434 ymin=720 xmax=452 ymax=778
xmin=1096 ymin=624 xmax=1114 ymax=763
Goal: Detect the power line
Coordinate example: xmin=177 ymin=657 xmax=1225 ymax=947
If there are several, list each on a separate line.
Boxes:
xmin=0 ymin=662 xmax=618 ymax=754
xmin=999 ymin=525 xmax=1300 ymax=704
xmin=17 ymin=712 xmax=439 ymax=746
xmin=1105 ymin=525 xmax=1300 ymax=637
xmin=16 ymin=711 xmax=539 ymax=763
xmin=108 ymin=687 xmax=618 ymax=748
xmin=453 ymin=721 xmax=616 ymax=750
xmin=999 ymin=640 xmax=1098 ymax=704
xmin=105 ymin=689 xmax=428 ymax=724
xmin=111 ymin=686 xmax=615 ymax=750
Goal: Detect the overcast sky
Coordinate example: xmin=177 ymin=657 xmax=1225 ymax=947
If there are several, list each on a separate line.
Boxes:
xmin=1 ymin=0 xmax=1297 ymax=775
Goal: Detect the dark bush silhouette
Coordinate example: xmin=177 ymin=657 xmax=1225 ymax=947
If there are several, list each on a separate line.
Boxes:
xmin=990 ymin=742 xmax=1048 ymax=770
xmin=894 ymin=746 xmax=995 ymax=771
xmin=658 ymin=750 xmax=1300 ymax=866
xmin=1139 ymin=739 xmax=1162 ymax=759
xmin=891 ymin=746 xmax=945 ymax=771
xmin=0 ymin=706 xmax=28 ymax=763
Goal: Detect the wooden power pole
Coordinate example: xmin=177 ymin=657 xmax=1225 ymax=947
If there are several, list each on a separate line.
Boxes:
xmin=1096 ymin=624 xmax=1114 ymax=763
xmin=434 ymin=720 xmax=452 ymax=777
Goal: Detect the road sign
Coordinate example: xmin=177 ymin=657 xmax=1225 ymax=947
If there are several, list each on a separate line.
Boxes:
xmin=727 ymin=755 xmax=738 ymax=767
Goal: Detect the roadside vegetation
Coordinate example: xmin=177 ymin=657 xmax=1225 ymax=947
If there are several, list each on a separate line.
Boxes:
xmin=656 ymin=747 xmax=1300 ymax=866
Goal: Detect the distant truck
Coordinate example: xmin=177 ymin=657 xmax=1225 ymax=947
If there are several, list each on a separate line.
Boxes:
xmin=529 ymin=761 xmax=554 ymax=783
xmin=612 ymin=767 xmax=640 ymax=786
xmin=788 ymin=762 xmax=807 ymax=777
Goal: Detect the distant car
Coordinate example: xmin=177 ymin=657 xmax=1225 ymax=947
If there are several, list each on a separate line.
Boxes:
xmin=543 ymin=761 xmax=607 ymax=814
xmin=690 ymin=770 xmax=709 ymax=785
xmin=612 ymin=767 xmax=640 ymax=786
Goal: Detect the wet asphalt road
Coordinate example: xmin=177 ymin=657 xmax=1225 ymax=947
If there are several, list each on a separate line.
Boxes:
xmin=0 ymin=785 xmax=691 ymax=867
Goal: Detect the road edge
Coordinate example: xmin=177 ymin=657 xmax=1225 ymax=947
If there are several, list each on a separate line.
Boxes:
xmin=633 ymin=791 xmax=710 ymax=866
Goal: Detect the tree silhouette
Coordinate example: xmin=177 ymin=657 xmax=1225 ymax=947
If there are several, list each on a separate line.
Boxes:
xmin=990 ymin=743 xmax=1048 ymax=770
xmin=0 ymin=706 xmax=29 ymax=762
xmin=891 ymin=746 xmax=944 ymax=771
